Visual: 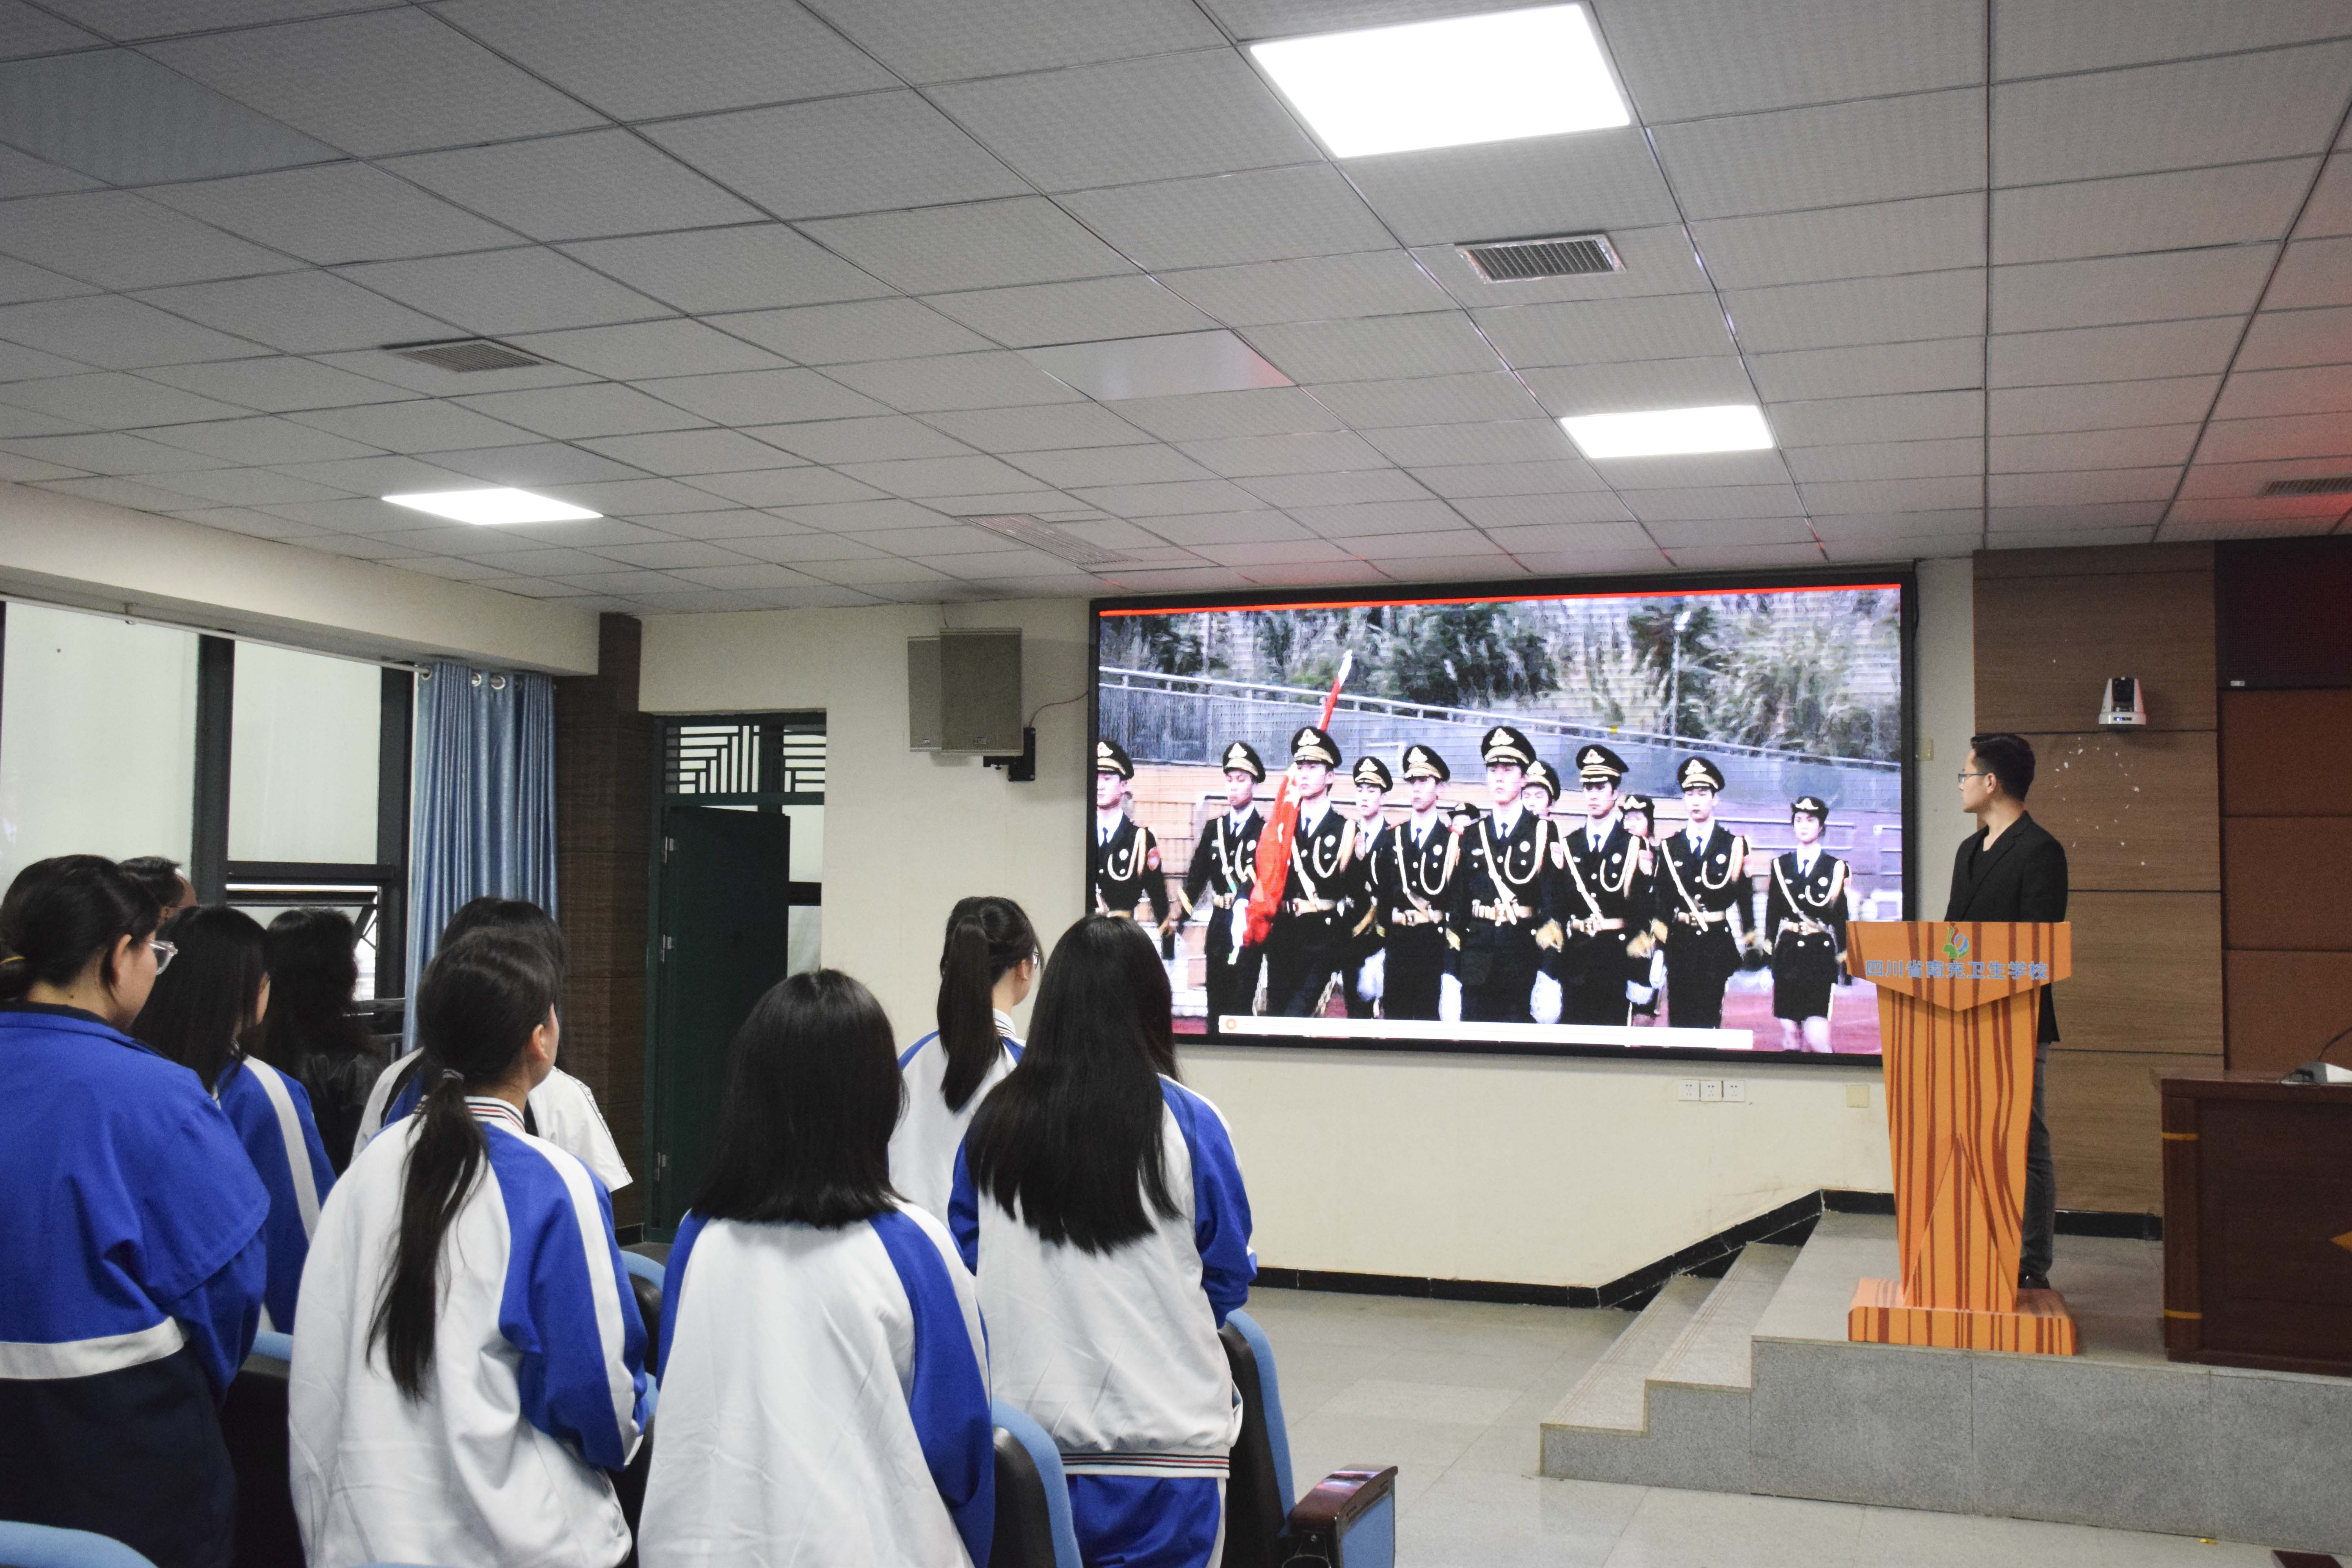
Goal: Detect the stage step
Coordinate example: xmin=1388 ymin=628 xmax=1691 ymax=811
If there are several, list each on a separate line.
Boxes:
xmin=1545 ymin=1274 xmax=1710 ymax=1434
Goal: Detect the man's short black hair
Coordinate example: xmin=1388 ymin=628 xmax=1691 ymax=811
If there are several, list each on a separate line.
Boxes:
xmin=1968 ymin=733 xmax=2036 ymax=802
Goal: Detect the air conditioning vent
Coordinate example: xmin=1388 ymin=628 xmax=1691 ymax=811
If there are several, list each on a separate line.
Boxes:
xmin=385 ymin=338 xmax=549 ymax=373
xmin=2259 ymin=475 xmax=2352 ymax=497
xmin=962 ymin=514 xmax=1131 ymax=568
xmin=1459 ymin=232 xmax=1622 ymax=283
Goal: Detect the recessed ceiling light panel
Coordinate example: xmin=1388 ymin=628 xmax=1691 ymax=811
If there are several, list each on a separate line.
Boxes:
xmin=1250 ymin=4 xmax=1631 ymax=159
xmin=1561 ymin=405 xmax=1776 ymax=460
xmin=383 ymin=488 xmax=601 ymax=525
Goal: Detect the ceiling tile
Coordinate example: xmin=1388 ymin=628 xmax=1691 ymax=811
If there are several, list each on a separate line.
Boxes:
xmin=1644 ymin=515 xmax=1815 ymax=546
xmin=34 ymin=473 xmax=241 ymax=509
xmin=646 ymin=509 xmax=820 ymax=540
xmin=560 ymin=226 xmax=889 ymax=314
xmin=1160 ymin=250 xmax=1451 ymax=328
xmin=170 ymin=505 xmax=332 ymax=539
xmin=1362 ymin=419 xmax=1579 ymax=466
xmin=0 ymin=2 xmax=102 ymax=55
xmin=572 ymin=428 xmax=801 ymax=474
xmin=2301 ymin=153 xmax=2352 ymax=239
xmin=285 ymin=398 xmax=539 ymax=453
xmin=0 ymin=143 xmax=98 ymax=200
xmin=1246 ymin=312 xmax=1502 ymax=383
xmin=1069 ymin=477 xmax=1269 ymax=516
xmin=1783 ymin=437 xmax=1982 ymax=482
xmin=924 ymin=402 xmax=1156 ymax=451
xmin=933 ymin=49 xmax=1316 ymax=191
xmin=0 ymin=370 xmax=252 ymax=428
xmin=267 ymin=453 xmax=486 ymax=493
xmin=1187 ymin=537 xmax=1359 ymax=568
xmin=764 ymin=498 xmax=952 ymax=533
xmin=665 ymin=562 xmax=825 ymax=590
xmin=1985 ymin=466 xmax=2182 ymax=505
xmin=2211 ymin=363 xmax=2352 ymax=420
xmin=1747 ymin=338 xmax=1983 ymax=401
xmin=794 ymin=555 xmax=956 ymax=586
xmin=437 ymin=0 xmax=893 ymax=119
xmin=1992 ymin=43 xmax=2352 ymax=186
xmin=1693 ymin=194 xmax=1983 ymax=290
xmin=1807 ymin=508 xmax=1981 ymax=538
xmin=825 ymin=351 xmax=1089 ymax=412
xmin=1175 ymin=429 xmax=1387 ymax=477
xmin=1989 ymin=425 xmax=2201 ymax=472
xmin=2235 ymin=305 xmax=2352 ymax=371
xmin=2161 ymin=510 xmax=2345 ymax=540
xmin=1010 ymin=445 xmax=1216 ymax=487
xmin=457 ymin=382 xmax=713 ymax=439
xmin=1131 ymin=509 xmax=1310 ymax=545
xmin=1993 ymin=0 xmax=2352 ymax=78
xmin=2176 ymin=454 xmax=2352 ymax=497
xmin=138 ymin=357 xmax=416 ymax=413
xmin=1989 ymin=376 xmax=2221 ymax=435
xmin=1769 ymin=389 xmax=1984 ymax=444
xmin=2193 ymin=411 xmax=2352 ymax=465
xmin=339 ymin=249 xmax=671 ymax=335
xmin=0 ymin=294 xmax=266 ymax=367
xmin=147 ymin=8 xmax=603 ymax=156
xmin=1661 ymin=541 xmax=1828 ymax=568
xmin=0 ymin=46 xmax=340 ymax=185
xmin=1591 ymin=450 xmax=1792 ymax=488
xmin=0 ymin=405 xmax=89 ymax=439
xmin=137 ymin=270 xmax=457 ymax=354
xmin=1347 ymin=529 xmax=1503 ymax=559
xmin=1061 ymin=165 xmax=1391 ymax=271
xmin=632 ymin=367 xmax=890 ymax=424
xmin=1991 ymin=159 xmax=2319 ymax=265
xmin=508 ymin=319 xmax=789 ymax=380
xmin=384 ymin=131 xmax=759 ymax=243
xmin=2165 ymin=493 xmax=2352 ymax=524
xmin=0 ymin=339 xmax=93 ymax=380
xmin=260 ymin=495 xmax=459 ymax=532
xmin=1988 ymin=315 xmax=2245 ymax=385
xmin=309 ymin=346 xmax=596 ymax=397
xmin=1606 ymin=0 xmax=1982 ymax=119
xmin=137 ymin=467 xmax=353 ymax=505
xmin=1990 ymin=247 xmax=2273 ymax=334
xmin=1289 ymin=499 xmax=1469 ymax=539
xmin=144 ymin=162 xmax=520 ymax=266
xmin=1469 ymin=499 xmax=1641 ymax=532
xmin=751 ymin=415 xmax=971 ymax=465
xmin=414 ymin=442 xmax=643 ymax=486
xmin=1507 ymin=548 xmax=1673 ymax=576
xmin=1236 ymin=468 xmax=1431 ymax=507
xmin=714 ymin=299 xmax=990 ymax=364
xmin=1798 ymin=474 xmax=1983 ymax=513
xmin=1518 ymin=357 xmax=1757 ymax=417
xmin=1724 ymin=270 xmax=1985 ymax=352
xmin=140 ymin=414 xmax=382 ymax=465
xmin=1079 ymin=386 xmax=1340 ymax=441
xmin=1344 ymin=129 xmax=1678 ymax=247
xmin=833 ymin=454 xmax=1044 ymax=498
xmin=643 ymin=91 xmax=1026 ymax=220
xmin=2265 ymin=236 xmax=2352 ymax=310
xmin=801 ymin=198 xmax=1133 ymax=294
xmin=1652 ymin=89 xmax=1985 ymax=220
xmin=1408 ymin=225 xmax=1713 ymax=309
xmin=686 ymin=466 xmax=889 ymax=506
xmin=0 ymin=191 xmax=299 ymax=290
xmin=1308 ymin=371 xmax=1547 ymax=428
xmin=821 ymin=0 xmax=1221 ymax=81
xmin=0 ymin=253 xmax=98 ymax=306
xmin=926 ymin=276 xmax=1218 ymax=349
xmin=1473 ymin=294 xmax=1736 ymax=368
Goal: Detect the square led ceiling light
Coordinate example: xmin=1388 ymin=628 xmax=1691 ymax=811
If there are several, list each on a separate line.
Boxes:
xmin=1250 ymin=4 xmax=1630 ymax=159
xmin=1561 ymin=405 xmax=1777 ymax=459
xmin=383 ymin=488 xmax=601 ymax=524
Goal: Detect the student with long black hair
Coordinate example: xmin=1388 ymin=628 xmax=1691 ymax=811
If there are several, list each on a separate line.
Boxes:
xmin=290 ymin=931 xmax=649 ymax=1568
xmin=953 ymin=916 xmax=1255 ymax=1568
xmin=0 ymin=856 xmax=269 ymax=1568
xmin=640 ymin=969 xmax=994 ymax=1565
xmin=137 ymin=905 xmax=336 ymax=1334
xmin=255 ymin=907 xmax=383 ymax=1176
xmin=889 ymin=895 xmax=1038 ymax=1218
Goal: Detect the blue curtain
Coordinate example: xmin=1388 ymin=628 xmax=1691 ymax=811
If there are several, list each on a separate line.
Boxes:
xmin=405 ymin=661 xmax=557 ymax=1030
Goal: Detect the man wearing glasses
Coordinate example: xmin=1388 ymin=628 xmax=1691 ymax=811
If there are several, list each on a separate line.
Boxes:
xmin=1947 ymin=732 xmax=2069 ymax=1293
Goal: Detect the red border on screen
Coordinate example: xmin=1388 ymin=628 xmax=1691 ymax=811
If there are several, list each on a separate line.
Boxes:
xmin=1096 ymin=581 xmax=1903 ymax=618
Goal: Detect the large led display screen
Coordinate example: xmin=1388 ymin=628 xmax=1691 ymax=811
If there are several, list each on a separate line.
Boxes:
xmin=1090 ymin=576 xmax=1909 ymax=1059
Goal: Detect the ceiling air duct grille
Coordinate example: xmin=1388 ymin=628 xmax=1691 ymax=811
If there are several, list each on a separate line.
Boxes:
xmin=962 ymin=514 xmax=1131 ymax=568
xmin=1459 ymin=232 xmax=1622 ymax=283
xmin=2259 ymin=475 xmax=2352 ymax=497
xmin=386 ymin=338 xmax=549 ymax=373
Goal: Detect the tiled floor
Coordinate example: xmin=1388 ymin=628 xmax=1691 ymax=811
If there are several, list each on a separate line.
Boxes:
xmin=1244 ymin=1285 xmax=2282 ymax=1567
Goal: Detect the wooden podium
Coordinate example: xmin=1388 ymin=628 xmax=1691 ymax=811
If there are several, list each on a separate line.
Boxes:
xmin=1844 ymin=921 xmax=2077 ymax=1354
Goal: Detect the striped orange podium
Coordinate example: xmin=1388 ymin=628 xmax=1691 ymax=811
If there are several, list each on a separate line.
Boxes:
xmin=1845 ymin=921 xmax=2077 ymax=1355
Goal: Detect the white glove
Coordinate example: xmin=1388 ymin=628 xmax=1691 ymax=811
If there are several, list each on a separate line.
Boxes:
xmin=1627 ymin=980 xmax=1656 ymax=1004
xmin=1439 ymin=974 xmax=1463 ymax=1022
xmin=1530 ymin=972 xmax=1563 ymax=1025
xmin=1357 ymin=949 xmax=1385 ymax=1003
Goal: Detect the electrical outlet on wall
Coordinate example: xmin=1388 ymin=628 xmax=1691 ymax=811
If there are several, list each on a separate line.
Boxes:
xmin=1847 ymin=1082 xmax=1872 ymax=1108
xmin=1699 ymin=1080 xmax=1723 ymax=1102
xmin=1677 ymin=1080 xmax=1700 ymax=1102
xmin=1723 ymin=1080 xmax=1746 ymax=1103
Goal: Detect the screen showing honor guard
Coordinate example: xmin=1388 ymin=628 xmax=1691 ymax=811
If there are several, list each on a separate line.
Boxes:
xmin=1091 ymin=579 xmax=1906 ymax=1059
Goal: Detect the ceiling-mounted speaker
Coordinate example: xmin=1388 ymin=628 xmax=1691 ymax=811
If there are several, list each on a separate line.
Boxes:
xmin=909 ymin=629 xmax=1023 ymax=754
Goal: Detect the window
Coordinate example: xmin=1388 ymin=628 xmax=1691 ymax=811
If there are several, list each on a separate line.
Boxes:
xmin=229 ymin=642 xmax=381 ymax=865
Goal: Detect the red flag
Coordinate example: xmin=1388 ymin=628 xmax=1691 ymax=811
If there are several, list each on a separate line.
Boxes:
xmin=1241 ymin=652 xmax=1352 ymax=950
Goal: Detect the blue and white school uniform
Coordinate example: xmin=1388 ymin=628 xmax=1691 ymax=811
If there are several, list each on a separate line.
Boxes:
xmin=952 ymin=1076 xmax=1255 ymax=1568
xmin=290 ymin=1096 xmax=650 ymax=1568
xmin=889 ymin=1008 xmax=1021 ymax=1219
xmin=639 ymin=1201 xmax=995 ymax=1567
xmin=356 ymin=1049 xmax=633 ymax=1191
xmin=213 ymin=1054 xmax=335 ymax=1332
xmin=0 ymin=1003 xmax=269 ymax=1568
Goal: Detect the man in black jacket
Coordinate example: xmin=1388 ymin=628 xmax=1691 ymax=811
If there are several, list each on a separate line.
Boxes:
xmin=1946 ymin=731 xmax=2068 ymax=1291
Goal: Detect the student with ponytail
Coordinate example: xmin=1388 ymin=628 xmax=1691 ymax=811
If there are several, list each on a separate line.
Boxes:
xmin=888 ymin=894 xmax=1038 ymax=1218
xmin=952 ymin=916 xmax=1256 ymax=1568
xmin=136 ymin=905 xmax=336 ymax=1334
xmin=290 ymin=930 xmax=649 ymax=1568
xmin=0 ymin=856 xmax=269 ymax=1568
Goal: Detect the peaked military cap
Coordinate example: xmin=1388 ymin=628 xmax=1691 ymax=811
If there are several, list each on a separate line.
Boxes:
xmin=1524 ymin=760 xmax=1563 ymax=799
xmin=1094 ymin=738 xmax=1134 ymax=779
xmin=1620 ymin=793 xmax=1655 ymax=817
xmin=1219 ymin=739 xmax=1266 ymax=782
xmin=1352 ymin=755 xmax=1394 ymax=791
xmin=1575 ymin=743 xmax=1628 ymax=783
xmin=1290 ymin=725 xmax=1341 ymax=767
xmin=1399 ymin=743 xmax=1451 ymax=783
xmin=1480 ymin=725 xmax=1536 ymax=766
xmin=1791 ymin=795 xmax=1829 ymax=820
xmin=1676 ymin=755 xmax=1726 ymax=792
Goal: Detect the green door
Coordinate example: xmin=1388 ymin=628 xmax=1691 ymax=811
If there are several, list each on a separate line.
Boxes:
xmin=650 ymin=805 xmax=793 ymax=1233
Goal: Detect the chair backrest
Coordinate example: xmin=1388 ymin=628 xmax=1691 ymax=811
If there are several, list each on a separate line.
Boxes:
xmin=222 ymin=1343 xmax=303 ymax=1568
xmin=990 ymin=1401 xmax=1082 ymax=1568
xmin=620 ymin=1250 xmax=664 ymax=1369
xmin=1218 ymin=1310 xmax=1294 ymax=1568
xmin=0 ymin=1520 xmax=161 ymax=1567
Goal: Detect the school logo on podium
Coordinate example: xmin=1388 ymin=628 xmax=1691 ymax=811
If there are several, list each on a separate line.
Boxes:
xmin=1943 ymin=928 xmax=1969 ymax=963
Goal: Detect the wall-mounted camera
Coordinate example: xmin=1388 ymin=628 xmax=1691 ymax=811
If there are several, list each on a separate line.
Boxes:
xmin=2098 ymin=675 xmax=2146 ymax=728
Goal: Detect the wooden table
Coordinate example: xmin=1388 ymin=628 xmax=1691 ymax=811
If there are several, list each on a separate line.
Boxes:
xmin=2161 ymin=1074 xmax=2352 ymax=1375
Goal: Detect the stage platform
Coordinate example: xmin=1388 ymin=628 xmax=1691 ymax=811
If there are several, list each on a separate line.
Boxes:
xmin=1541 ymin=1212 xmax=2352 ymax=1555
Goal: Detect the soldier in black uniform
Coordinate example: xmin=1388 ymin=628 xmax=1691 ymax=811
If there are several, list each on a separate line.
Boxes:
xmin=1619 ymin=793 xmax=1666 ymax=1024
xmin=1339 ymin=755 xmax=1393 ymax=1020
xmin=1766 ymin=795 xmax=1850 ymax=1053
xmin=1178 ymin=740 xmax=1267 ymax=1037
xmin=1367 ymin=744 xmax=1461 ymax=1021
xmin=1554 ymin=744 xmax=1650 ymax=1028
xmin=1092 ymin=739 xmax=1169 ymax=931
xmin=1442 ymin=726 xmax=1562 ymax=1025
xmin=1657 ymin=755 xmax=1750 ymax=1029
xmin=1264 ymin=725 xmax=1356 ymax=1017
xmin=1521 ymin=759 xmax=1569 ymax=1023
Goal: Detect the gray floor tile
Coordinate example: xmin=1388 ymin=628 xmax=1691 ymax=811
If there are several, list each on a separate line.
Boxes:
xmin=1402 ymin=1469 xmax=1643 ymax=1567
xmin=1603 ymin=1486 xmax=1867 ymax=1567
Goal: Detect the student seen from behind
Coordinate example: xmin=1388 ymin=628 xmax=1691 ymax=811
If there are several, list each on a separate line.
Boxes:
xmin=640 ymin=969 xmax=994 ymax=1565
xmin=254 ymin=907 xmax=385 ymax=1176
xmin=889 ymin=894 xmax=1039 ymax=1218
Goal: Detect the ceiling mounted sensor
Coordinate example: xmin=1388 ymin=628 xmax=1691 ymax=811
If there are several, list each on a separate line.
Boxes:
xmin=2260 ymin=476 xmax=2352 ymax=496
xmin=385 ymin=338 xmax=550 ymax=374
xmin=964 ymin=515 xmax=1132 ymax=568
xmin=1461 ymin=233 xmax=1622 ymax=283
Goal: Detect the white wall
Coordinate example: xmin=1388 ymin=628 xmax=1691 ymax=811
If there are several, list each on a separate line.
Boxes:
xmin=642 ymin=572 xmax=1980 ymax=1289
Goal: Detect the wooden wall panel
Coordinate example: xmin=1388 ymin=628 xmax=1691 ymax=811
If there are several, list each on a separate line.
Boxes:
xmin=2057 ymin=892 xmax=2223 ymax=1054
xmin=2014 ymin=730 xmax=2220 ymax=891
xmin=2223 ymin=951 xmax=2352 ymax=1077
xmin=1974 ymin=563 xmax=2216 ymax=733
xmin=2045 ymin=1050 xmax=2219 ymax=1212
xmin=2220 ymin=690 xmax=2352 ymax=817
xmin=2222 ymin=817 xmax=2352 ymax=953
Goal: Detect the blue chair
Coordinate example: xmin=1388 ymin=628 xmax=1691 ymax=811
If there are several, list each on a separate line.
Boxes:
xmin=990 ymin=1399 xmax=1082 ymax=1568
xmin=224 ymin=1331 xmax=302 ymax=1568
xmin=0 ymin=1523 xmax=158 ymax=1568
xmin=1221 ymin=1310 xmax=1395 ymax=1568
xmin=620 ymin=1248 xmax=665 ymax=1370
